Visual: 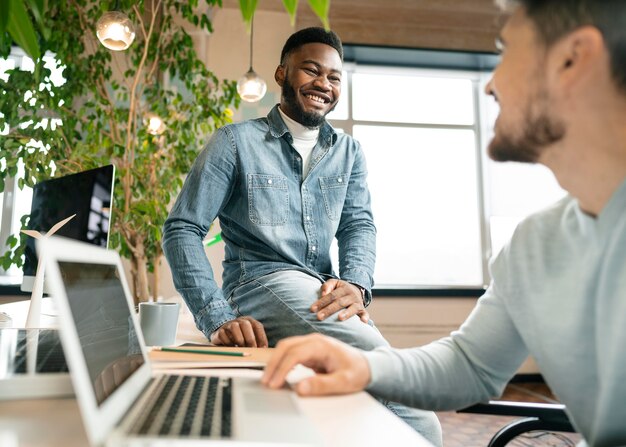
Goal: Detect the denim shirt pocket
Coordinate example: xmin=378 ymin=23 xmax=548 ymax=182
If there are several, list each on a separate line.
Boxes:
xmin=319 ymin=173 xmax=350 ymax=221
xmin=247 ymin=173 xmax=290 ymax=225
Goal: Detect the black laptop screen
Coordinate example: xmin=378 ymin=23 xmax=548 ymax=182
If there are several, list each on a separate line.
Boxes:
xmin=58 ymin=261 xmax=144 ymax=405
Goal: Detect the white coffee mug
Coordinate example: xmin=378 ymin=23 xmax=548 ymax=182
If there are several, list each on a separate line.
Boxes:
xmin=138 ymin=302 xmax=180 ymax=346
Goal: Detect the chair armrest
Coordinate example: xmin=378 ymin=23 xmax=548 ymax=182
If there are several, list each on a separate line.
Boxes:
xmin=458 ymin=401 xmax=576 ymax=447
xmin=459 ymin=400 xmax=568 ymax=422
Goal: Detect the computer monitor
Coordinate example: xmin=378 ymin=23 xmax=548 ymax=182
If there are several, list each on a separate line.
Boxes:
xmin=20 ymin=165 xmax=115 ymax=292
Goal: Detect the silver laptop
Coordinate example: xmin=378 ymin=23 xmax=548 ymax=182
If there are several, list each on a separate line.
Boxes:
xmin=39 ymin=236 xmax=321 ymax=447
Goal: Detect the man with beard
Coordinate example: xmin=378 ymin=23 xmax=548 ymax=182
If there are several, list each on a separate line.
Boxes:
xmin=162 ymin=27 xmax=442 ymax=444
xmin=261 ymin=2 xmax=626 ymax=446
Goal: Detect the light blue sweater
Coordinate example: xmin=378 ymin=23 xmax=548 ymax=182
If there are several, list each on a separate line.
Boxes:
xmin=363 ymin=179 xmax=626 ymax=447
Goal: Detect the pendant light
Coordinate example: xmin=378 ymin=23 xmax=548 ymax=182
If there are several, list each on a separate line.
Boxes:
xmin=237 ymin=17 xmax=267 ymax=103
xmin=144 ymin=112 xmax=166 ymax=135
xmin=96 ymin=2 xmax=136 ymax=51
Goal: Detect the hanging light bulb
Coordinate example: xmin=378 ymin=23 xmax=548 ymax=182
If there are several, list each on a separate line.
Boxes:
xmin=144 ymin=112 xmax=166 ymax=135
xmin=96 ymin=11 xmax=136 ymax=51
xmin=237 ymin=17 xmax=266 ymax=103
xmin=237 ymin=68 xmax=267 ymax=103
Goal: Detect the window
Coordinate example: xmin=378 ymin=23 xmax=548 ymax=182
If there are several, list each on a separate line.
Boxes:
xmin=0 ymin=48 xmax=64 ymax=285
xmin=328 ymin=49 xmax=565 ymax=290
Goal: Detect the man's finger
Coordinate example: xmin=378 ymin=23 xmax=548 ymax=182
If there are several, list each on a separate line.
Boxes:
xmin=319 ymin=279 xmax=338 ymax=296
xmin=358 ymin=309 xmax=370 ymax=324
xmin=239 ymin=320 xmax=257 ymax=347
xmin=251 ymin=320 xmax=269 ymax=348
xmin=262 ymin=335 xmax=321 ymax=386
xmin=295 ymin=374 xmax=344 ymax=396
xmin=311 ymin=291 xmax=337 ymax=312
xmin=337 ymin=303 xmax=362 ymax=321
xmin=211 ymin=330 xmax=227 ymax=345
xmin=225 ymin=323 xmax=245 ymax=346
xmin=263 ymin=344 xmax=311 ymax=388
xmin=317 ymin=299 xmax=353 ymax=320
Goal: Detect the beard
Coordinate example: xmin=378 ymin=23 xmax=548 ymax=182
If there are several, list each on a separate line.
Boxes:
xmin=488 ymin=86 xmax=566 ymax=163
xmin=281 ymin=76 xmax=337 ymax=128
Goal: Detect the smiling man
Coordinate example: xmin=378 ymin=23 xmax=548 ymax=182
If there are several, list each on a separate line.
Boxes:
xmin=262 ymin=3 xmax=626 ymax=446
xmin=162 ymin=28 xmax=442 ymax=444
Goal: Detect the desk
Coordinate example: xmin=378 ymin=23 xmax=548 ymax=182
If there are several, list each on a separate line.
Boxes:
xmin=0 ymin=298 xmax=433 ymax=447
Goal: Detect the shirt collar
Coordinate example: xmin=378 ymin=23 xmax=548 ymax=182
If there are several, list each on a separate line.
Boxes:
xmin=267 ymin=104 xmax=337 ymax=147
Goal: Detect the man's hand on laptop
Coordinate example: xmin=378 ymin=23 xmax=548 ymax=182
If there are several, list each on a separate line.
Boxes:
xmin=311 ymin=279 xmax=370 ymax=323
xmin=262 ymin=333 xmax=371 ymax=396
xmin=210 ymin=316 xmax=269 ymax=347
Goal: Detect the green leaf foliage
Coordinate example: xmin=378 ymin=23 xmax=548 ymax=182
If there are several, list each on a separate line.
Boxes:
xmin=238 ymin=0 xmax=258 ymax=31
xmin=6 ymin=0 xmax=41 ymax=60
xmin=281 ymin=0 xmax=298 ymax=26
xmin=307 ymin=0 xmax=331 ymax=30
xmin=0 ymin=0 xmax=240 ymax=301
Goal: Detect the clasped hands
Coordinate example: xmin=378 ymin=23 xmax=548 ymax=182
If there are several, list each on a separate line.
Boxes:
xmin=209 ymin=279 xmax=368 ymax=348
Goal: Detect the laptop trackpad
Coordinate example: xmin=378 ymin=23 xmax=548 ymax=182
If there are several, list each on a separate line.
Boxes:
xmin=235 ymin=382 xmax=321 ymax=445
xmin=244 ymin=391 xmax=298 ymax=414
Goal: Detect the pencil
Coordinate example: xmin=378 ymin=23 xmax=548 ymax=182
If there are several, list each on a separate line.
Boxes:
xmin=156 ymin=346 xmax=251 ymax=357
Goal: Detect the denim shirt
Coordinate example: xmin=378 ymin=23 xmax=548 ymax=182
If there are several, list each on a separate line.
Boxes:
xmin=162 ymin=105 xmax=376 ymax=338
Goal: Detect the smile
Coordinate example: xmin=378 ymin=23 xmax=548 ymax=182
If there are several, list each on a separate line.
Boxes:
xmin=305 ymin=93 xmax=328 ymax=104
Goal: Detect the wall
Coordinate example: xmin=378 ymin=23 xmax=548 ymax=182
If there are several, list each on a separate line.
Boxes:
xmin=155 ymin=2 xmax=541 ymax=373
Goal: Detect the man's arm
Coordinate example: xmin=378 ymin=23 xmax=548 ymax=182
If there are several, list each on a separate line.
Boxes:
xmin=264 ymin=284 xmax=528 ymax=411
xmin=162 ymin=127 xmax=267 ymax=347
xmin=311 ymin=143 xmax=375 ymax=322
xmin=336 ymin=143 xmax=376 ymax=301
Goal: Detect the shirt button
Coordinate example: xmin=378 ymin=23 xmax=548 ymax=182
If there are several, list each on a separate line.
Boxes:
xmin=337 ymin=178 xmax=343 ymax=183
xmin=267 ymin=179 xmax=272 ymax=185
xmin=311 ymin=246 xmax=316 ymax=251
xmin=306 ymin=216 xmax=310 ymax=221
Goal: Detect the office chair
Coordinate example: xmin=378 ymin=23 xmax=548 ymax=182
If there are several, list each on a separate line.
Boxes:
xmin=458 ymin=400 xmax=576 ymax=447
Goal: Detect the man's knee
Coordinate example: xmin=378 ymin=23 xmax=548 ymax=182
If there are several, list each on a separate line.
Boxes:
xmin=316 ymin=317 xmax=390 ymax=351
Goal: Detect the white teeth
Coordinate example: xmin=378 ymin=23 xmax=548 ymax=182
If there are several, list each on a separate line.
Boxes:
xmin=306 ymin=94 xmax=325 ymax=104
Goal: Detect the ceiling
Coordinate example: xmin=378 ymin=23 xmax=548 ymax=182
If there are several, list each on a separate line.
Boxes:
xmin=222 ymin=0 xmax=502 ymax=52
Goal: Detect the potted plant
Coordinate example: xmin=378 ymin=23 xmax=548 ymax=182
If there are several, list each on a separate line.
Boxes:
xmin=0 ymin=0 xmax=331 ymax=304
xmin=0 ymin=0 xmax=240 ymax=304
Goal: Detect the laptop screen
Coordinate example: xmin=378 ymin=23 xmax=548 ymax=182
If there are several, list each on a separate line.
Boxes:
xmin=58 ymin=261 xmax=144 ymax=405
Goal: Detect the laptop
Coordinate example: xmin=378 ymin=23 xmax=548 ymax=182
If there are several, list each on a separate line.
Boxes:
xmin=0 ymin=327 xmax=73 ymax=400
xmin=39 ymin=236 xmax=321 ymax=447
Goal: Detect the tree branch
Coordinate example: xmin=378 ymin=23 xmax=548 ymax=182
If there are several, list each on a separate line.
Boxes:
xmin=124 ymin=0 xmax=162 ymax=213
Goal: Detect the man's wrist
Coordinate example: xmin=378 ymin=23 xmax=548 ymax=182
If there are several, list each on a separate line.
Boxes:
xmin=350 ymin=282 xmax=366 ymax=303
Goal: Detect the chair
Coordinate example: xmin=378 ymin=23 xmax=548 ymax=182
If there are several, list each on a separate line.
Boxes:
xmin=457 ymin=400 xmax=576 ymax=447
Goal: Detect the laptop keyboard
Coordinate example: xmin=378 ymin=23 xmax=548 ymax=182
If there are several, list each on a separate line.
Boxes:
xmin=9 ymin=330 xmax=69 ymax=374
xmin=129 ymin=375 xmax=232 ymax=438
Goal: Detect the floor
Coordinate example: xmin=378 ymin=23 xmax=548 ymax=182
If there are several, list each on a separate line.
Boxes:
xmin=436 ymin=381 xmax=582 ymax=447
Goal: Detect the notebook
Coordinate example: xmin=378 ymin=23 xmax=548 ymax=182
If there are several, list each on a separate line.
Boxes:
xmin=39 ymin=236 xmax=321 ymax=447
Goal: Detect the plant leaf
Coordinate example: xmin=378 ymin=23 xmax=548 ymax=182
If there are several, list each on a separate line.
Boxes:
xmin=281 ymin=0 xmax=298 ymax=27
xmin=25 ymin=0 xmax=49 ymax=40
xmin=306 ymin=0 xmax=330 ymax=30
xmin=238 ymin=0 xmax=258 ymax=32
xmin=0 ymin=0 xmax=8 ymax=33
xmin=6 ymin=0 xmax=41 ymax=60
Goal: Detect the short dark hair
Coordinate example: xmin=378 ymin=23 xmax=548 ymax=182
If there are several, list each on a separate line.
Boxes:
xmin=496 ymin=0 xmax=626 ymax=93
xmin=280 ymin=27 xmax=343 ymax=64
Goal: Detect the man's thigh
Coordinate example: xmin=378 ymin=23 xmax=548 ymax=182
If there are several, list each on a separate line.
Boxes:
xmin=229 ymin=270 xmax=389 ymax=350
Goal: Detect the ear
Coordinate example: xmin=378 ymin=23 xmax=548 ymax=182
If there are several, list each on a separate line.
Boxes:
xmin=551 ymin=26 xmax=605 ymax=89
xmin=275 ymin=65 xmax=285 ymax=87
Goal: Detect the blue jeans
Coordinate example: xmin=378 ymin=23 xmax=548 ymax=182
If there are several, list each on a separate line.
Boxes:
xmin=228 ymin=270 xmax=443 ymax=447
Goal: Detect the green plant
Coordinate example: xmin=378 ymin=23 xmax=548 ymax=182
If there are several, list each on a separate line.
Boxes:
xmin=1 ymin=0 xmax=332 ymax=62
xmin=0 ymin=0 xmax=241 ymax=303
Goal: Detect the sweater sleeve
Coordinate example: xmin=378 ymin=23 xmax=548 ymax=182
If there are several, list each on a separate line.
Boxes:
xmin=362 ymin=284 xmax=529 ymax=411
